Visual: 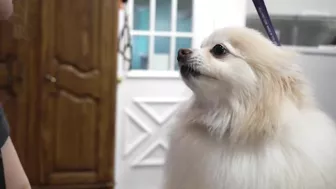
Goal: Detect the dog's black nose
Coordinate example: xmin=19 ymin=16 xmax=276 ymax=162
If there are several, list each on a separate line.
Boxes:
xmin=177 ymin=48 xmax=192 ymax=62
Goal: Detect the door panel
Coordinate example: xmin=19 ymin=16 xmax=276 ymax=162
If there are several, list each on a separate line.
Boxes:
xmin=40 ymin=0 xmax=116 ymax=186
xmin=0 ymin=0 xmax=41 ymax=183
xmin=0 ymin=22 xmax=27 ymax=164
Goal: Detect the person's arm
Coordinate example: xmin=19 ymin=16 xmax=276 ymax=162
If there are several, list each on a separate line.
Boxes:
xmin=2 ymin=138 xmax=31 ymax=189
xmin=0 ymin=107 xmax=30 ymax=189
xmin=0 ymin=0 xmax=13 ymax=20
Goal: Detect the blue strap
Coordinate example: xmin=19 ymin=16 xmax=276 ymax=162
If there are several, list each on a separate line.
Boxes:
xmin=252 ymin=0 xmax=281 ymax=46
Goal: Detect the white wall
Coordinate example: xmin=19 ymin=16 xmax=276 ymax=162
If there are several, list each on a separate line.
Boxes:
xmin=294 ymin=48 xmax=336 ymax=121
xmin=246 ymin=0 xmax=336 ymax=16
xmin=192 ymin=0 xmax=247 ymax=47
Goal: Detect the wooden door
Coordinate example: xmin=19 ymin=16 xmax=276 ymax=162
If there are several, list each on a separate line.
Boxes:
xmin=0 ymin=0 xmax=41 ymax=184
xmin=39 ymin=0 xmax=117 ymax=188
xmin=0 ymin=17 xmax=28 ymax=166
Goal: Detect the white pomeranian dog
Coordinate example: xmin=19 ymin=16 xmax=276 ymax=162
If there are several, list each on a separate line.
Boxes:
xmin=163 ymin=27 xmax=336 ymax=189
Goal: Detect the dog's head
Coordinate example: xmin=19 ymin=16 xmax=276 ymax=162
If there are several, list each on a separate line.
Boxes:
xmin=177 ymin=27 xmax=312 ymax=142
xmin=178 ymin=27 xmax=306 ymax=105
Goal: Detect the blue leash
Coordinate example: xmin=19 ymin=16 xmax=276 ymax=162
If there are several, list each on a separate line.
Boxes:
xmin=252 ymin=0 xmax=281 ymax=46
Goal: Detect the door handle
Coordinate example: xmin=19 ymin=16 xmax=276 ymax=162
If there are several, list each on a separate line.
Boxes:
xmin=44 ymin=74 xmax=57 ymax=83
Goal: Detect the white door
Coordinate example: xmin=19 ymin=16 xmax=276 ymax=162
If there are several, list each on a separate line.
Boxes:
xmin=115 ymin=0 xmax=247 ymax=189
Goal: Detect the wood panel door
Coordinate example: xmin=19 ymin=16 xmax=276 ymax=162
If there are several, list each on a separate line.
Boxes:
xmin=0 ymin=0 xmax=41 ymax=183
xmin=0 ymin=19 xmax=27 ymax=164
xmin=40 ymin=0 xmax=117 ymax=188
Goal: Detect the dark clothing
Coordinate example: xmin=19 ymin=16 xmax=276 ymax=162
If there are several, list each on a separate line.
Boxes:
xmin=0 ymin=152 xmax=4 ymax=188
xmin=0 ymin=107 xmax=9 ymax=148
xmin=0 ymin=106 xmax=9 ymax=188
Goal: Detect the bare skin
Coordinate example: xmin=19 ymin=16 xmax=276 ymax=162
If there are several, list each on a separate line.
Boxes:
xmin=2 ymin=139 xmax=31 ymax=189
xmin=0 ymin=0 xmax=31 ymax=188
xmin=0 ymin=0 xmax=13 ymax=20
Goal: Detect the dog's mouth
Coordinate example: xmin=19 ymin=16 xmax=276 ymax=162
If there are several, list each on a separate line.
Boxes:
xmin=179 ymin=64 xmax=201 ymax=78
xmin=179 ymin=64 xmax=217 ymax=80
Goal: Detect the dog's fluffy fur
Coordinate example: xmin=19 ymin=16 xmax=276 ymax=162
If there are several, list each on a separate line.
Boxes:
xmin=163 ymin=27 xmax=336 ymax=189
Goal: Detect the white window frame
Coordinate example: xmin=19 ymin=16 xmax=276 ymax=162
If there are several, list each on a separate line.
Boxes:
xmin=126 ymin=0 xmax=247 ymax=78
xmin=126 ymin=0 xmax=211 ymax=78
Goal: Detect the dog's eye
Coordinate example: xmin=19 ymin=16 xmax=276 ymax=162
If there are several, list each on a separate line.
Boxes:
xmin=210 ymin=44 xmax=227 ymax=57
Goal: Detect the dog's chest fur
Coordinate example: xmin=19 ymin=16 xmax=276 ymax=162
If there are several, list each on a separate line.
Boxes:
xmin=164 ymin=109 xmax=336 ymax=189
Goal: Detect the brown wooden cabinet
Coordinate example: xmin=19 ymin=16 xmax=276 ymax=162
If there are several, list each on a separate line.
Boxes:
xmin=0 ymin=0 xmax=118 ymax=188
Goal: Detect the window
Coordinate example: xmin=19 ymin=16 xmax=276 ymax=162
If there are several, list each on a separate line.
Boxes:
xmin=130 ymin=0 xmax=194 ymax=71
xmin=245 ymin=0 xmax=336 ymax=47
